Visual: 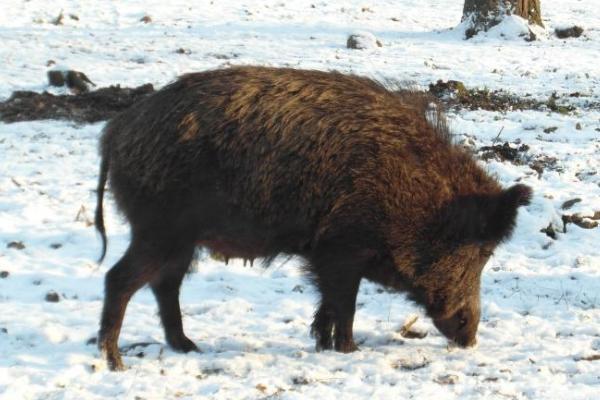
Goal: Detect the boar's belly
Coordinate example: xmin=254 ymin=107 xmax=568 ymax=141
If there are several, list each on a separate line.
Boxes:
xmin=197 ymin=238 xmax=268 ymax=260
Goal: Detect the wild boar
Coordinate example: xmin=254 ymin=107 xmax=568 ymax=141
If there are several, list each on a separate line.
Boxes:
xmin=95 ymin=66 xmax=531 ymax=370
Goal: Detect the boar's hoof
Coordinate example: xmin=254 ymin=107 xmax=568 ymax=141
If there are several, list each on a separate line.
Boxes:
xmin=167 ymin=334 xmax=199 ymax=353
xmin=314 ymin=337 xmax=333 ymax=352
xmin=310 ymin=326 xmax=333 ymax=351
xmin=311 ymin=327 xmax=359 ymax=353
xmin=335 ymin=339 xmax=359 ymax=353
xmin=99 ymin=336 xmax=126 ymax=371
xmin=108 ymin=354 xmax=126 ymax=371
xmin=101 ymin=347 xmax=125 ymax=371
xmin=312 ymin=333 xmax=333 ymax=352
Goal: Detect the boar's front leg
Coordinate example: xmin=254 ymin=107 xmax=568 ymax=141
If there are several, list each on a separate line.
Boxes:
xmin=309 ymin=248 xmax=363 ymax=353
xmin=311 ymin=303 xmax=335 ymax=351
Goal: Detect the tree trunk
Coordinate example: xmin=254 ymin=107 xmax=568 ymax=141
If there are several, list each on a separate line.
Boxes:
xmin=462 ymin=0 xmax=543 ymax=39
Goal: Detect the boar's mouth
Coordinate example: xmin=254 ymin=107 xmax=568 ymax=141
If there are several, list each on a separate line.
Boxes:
xmin=431 ymin=309 xmax=479 ymax=349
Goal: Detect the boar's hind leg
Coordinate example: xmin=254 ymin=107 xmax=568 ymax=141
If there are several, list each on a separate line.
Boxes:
xmin=310 ymin=254 xmax=362 ymax=353
xmin=99 ymin=242 xmax=154 ymax=371
xmin=150 ymin=243 xmax=198 ymax=353
xmin=99 ymin=234 xmax=185 ymax=371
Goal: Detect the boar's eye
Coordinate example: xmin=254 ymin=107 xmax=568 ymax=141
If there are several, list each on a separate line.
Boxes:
xmin=459 ymin=317 xmax=468 ymax=328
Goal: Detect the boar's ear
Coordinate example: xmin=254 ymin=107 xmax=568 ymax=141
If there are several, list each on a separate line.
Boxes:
xmin=486 ymin=184 xmax=532 ymax=241
xmin=441 ymin=184 xmax=532 ymax=244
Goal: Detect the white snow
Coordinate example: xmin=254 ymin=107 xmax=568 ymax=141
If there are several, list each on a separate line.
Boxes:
xmin=470 ymin=15 xmax=546 ymax=41
xmin=1 ymin=1 xmax=599 ymax=399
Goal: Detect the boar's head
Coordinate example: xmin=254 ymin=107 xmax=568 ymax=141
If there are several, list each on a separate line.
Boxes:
xmin=411 ymin=184 xmax=532 ymax=348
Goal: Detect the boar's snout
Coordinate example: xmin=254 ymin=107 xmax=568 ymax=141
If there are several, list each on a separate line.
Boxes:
xmin=432 ymin=305 xmax=480 ymax=348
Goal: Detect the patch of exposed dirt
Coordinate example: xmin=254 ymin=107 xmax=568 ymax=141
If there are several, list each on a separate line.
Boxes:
xmin=0 ymin=84 xmax=154 ymax=123
xmin=540 ymin=223 xmax=558 ymax=240
xmin=575 ymin=354 xmax=600 ymax=362
xmin=475 ymin=140 xmax=565 ymax=178
xmin=7 ymin=241 xmax=25 ymax=250
xmin=529 ymin=155 xmax=563 ymax=177
xmin=555 ymin=26 xmax=584 ymax=39
xmin=429 ymin=80 xmax=538 ymax=111
xmin=429 ymin=80 xmax=583 ymax=113
xmin=45 ymin=291 xmax=60 ymax=302
xmin=478 ymin=142 xmax=529 ymax=163
xmin=561 ymin=198 xmax=582 ymax=210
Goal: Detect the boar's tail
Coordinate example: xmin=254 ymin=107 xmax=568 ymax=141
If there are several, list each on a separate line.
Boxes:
xmin=95 ymin=154 xmax=109 ymax=264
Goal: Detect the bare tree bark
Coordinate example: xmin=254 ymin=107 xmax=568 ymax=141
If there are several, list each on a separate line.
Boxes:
xmin=462 ymin=0 xmax=543 ymax=39
xmin=515 ymin=0 xmax=543 ymax=27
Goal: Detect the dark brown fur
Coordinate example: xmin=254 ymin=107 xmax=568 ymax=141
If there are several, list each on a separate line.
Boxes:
xmin=95 ymin=66 xmax=531 ymax=370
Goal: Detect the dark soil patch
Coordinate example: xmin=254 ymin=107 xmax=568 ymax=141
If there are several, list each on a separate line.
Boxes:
xmin=475 ymin=140 xmax=564 ymax=178
xmin=575 ymin=354 xmax=600 ymax=362
xmin=478 ymin=142 xmax=529 ymax=163
xmin=0 ymin=84 xmax=154 ymax=123
xmin=428 ymin=80 xmax=467 ymax=98
xmin=429 ymin=80 xmax=538 ymax=112
xmin=529 ymin=155 xmax=562 ymax=177
xmin=555 ymin=26 xmax=584 ymax=39
xmin=45 ymin=291 xmax=60 ymax=303
xmin=7 ymin=241 xmax=25 ymax=250
xmin=561 ymin=198 xmax=582 ymax=210
xmin=540 ymin=223 xmax=558 ymax=240
xmin=429 ymin=80 xmax=578 ymax=113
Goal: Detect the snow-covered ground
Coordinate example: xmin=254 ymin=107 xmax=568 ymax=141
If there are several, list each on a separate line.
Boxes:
xmin=0 ymin=1 xmax=599 ymax=399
